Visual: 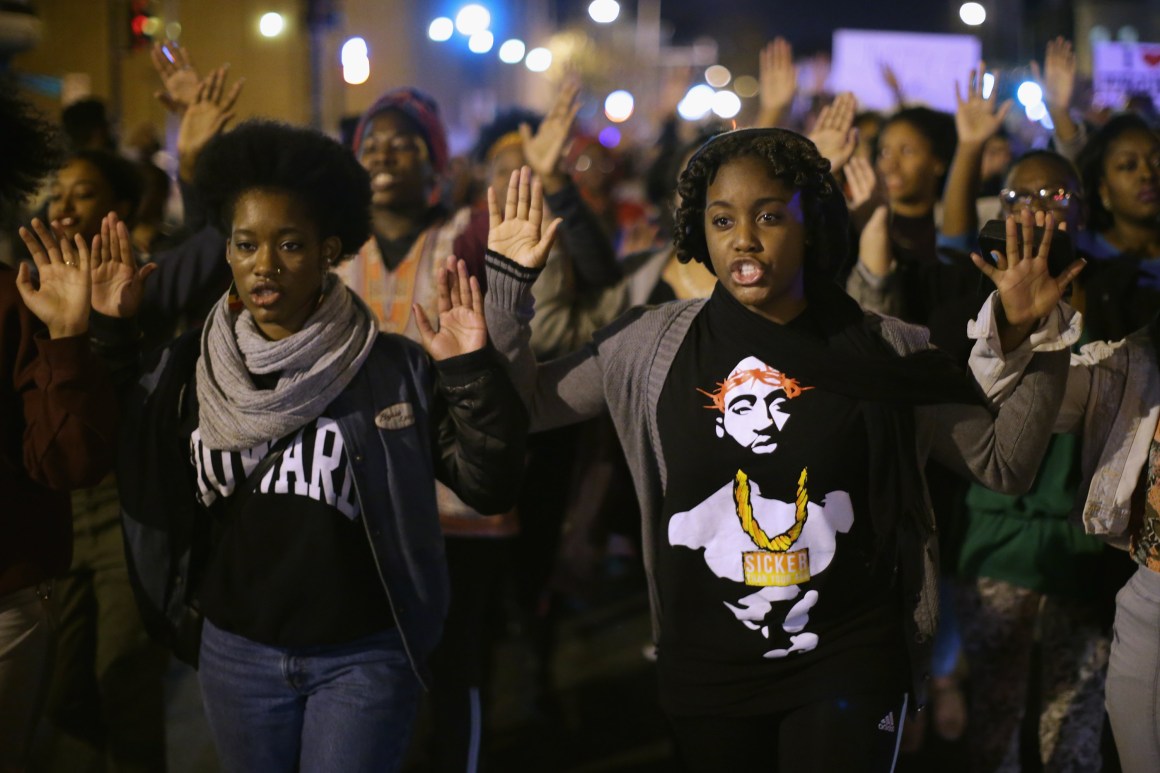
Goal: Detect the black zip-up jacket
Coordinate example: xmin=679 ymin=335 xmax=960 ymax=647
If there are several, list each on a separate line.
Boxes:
xmin=93 ymin=313 xmax=527 ymax=684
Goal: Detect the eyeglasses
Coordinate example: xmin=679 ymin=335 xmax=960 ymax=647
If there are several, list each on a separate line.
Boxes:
xmin=999 ymin=187 xmax=1078 ymax=212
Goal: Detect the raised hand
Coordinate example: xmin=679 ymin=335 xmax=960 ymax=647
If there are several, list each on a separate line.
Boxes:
xmin=177 ymin=65 xmax=245 ymax=182
xmin=857 ymin=205 xmax=894 ymax=278
xmin=1032 ymin=37 xmax=1075 ymax=114
xmin=1032 ymin=37 xmax=1080 ymax=144
xmin=808 ymin=91 xmax=857 ymax=174
xmin=955 ymin=61 xmax=1012 ymax=148
xmin=521 ymin=77 xmax=580 ymax=193
xmin=487 ymin=166 xmax=562 ymax=270
xmin=151 ymin=42 xmax=201 ymax=115
xmin=90 ymin=212 xmax=158 ymax=318
xmin=880 ymin=62 xmax=905 ymax=106
xmin=757 ymin=37 xmax=797 ymax=127
xmin=16 ymin=219 xmax=92 ymax=339
xmin=971 ymin=210 xmax=1085 ymax=351
xmin=844 ymin=155 xmax=885 ymax=231
xmin=414 ymin=256 xmax=487 ymax=361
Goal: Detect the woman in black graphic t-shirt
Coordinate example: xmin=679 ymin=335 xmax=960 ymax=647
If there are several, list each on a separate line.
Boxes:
xmin=482 ymin=132 xmax=1083 ymax=772
xmin=83 ymin=121 xmax=526 ymax=772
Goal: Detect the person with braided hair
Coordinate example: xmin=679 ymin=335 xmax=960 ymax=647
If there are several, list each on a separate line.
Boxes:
xmin=481 ymin=126 xmax=1083 ymax=772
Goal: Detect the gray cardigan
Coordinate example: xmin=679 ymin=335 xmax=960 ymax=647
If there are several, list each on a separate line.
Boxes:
xmin=486 ymin=254 xmax=1069 ymax=703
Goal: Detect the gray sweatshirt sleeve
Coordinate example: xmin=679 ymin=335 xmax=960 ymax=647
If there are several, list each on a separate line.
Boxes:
xmin=483 ymin=250 xmax=611 ymax=431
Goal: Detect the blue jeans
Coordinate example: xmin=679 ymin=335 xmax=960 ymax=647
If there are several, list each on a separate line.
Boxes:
xmin=198 ymin=619 xmax=421 ymax=772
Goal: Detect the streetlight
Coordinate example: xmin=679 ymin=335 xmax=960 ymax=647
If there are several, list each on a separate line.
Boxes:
xmin=604 ymin=90 xmax=634 ymax=122
xmin=259 ymin=12 xmax=284 ymax=37
xmin=959 ymin=3 xmax=986 ymax=26
xmin=525 ymin=47 xmax=552 ymax=72
xmin=499 ymin=39 xmax=526 ymax=64
xmin=678 ymin=85 xmax=715 ymax=121
xmin=428 ymin=17 xmax=454 ymax=42
xmin=342 ymin=37 xmax=370 ymax=85
xmin=455 ymin=4 xmax=491 ymax=36
xmin=705 ymin=65 xmax=731 ymax=88
xmin=712 ymin=90 xmax=741 ymax=119
xmin=468 ymin=30 xmax=494 ymax=54
xmin=1016 ymin=81 xmax=1043 ymax=107
xmin=588 ymin=0 xmax=620 ymax=24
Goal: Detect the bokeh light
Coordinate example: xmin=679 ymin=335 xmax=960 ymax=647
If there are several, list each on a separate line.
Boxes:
xmin=455 ymin=4 xmax=491 ymax=36
xmin=678 ymin=85 xmax=715 ymax=121
xmin=259 ymin=12 xmax=284 ymax=37
xmin=711 ymin=90 xmax=741 ymax=119
xmin=588 ymin=0 xmax=620 ymax=24
xmin=468 ymin=30 xmax=494 ymax=54
xmin=428 ymin=17 xmax=454 ymax=42
xmin=525 ymin=47 xmax=552 ymax=72
xmin=604 ymin=90 xmax=635 ymax=122
xmin=734 ymin=75 xmax=759 ymax=98
xmin=1016 ymin=81 xmax=1043 ymax=107
xmin=341 ymin=37 xmax=367 ymax=67
xmin=705 ymin=65 xmax=731 ymax=88
xmin=959 ymin=3 xmax=986 ymax=26
xmin=499 ymin=39 xmax=526 ymax=64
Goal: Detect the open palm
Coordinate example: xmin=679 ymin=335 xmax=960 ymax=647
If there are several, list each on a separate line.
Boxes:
xmin=521 ymin=78 xmax=580 ymax=182
xmin=16 ymin=219 xmax=92 ymax=339
xmin=487 ymin=167 xmax=561 ymax=270
xmin=90 ymin=213 xmax=157 ymax=318
xmin=955 ymin=61 xmax=1012 ymax=146
xmin=415 ymin=256 xmax=487 ymax=360
xmin=971 ymin=211 xmax=1084 ymax=329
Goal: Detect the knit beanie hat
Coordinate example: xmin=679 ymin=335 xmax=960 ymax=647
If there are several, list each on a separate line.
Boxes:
xmin=353 ymin=87 xmax=449 ymax=174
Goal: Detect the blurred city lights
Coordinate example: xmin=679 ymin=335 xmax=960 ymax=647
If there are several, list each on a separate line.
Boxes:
xmin=468 ymin=30 xmax=494 ymax=53
xmin=1016 ymin=81 xmax=1043 ymax=107
xmin=342 ymin=37 xmax=370 ymax=85
xmin=344 ymin=57 xmax=370 ymax=85
xmin=734 ymin=75 xmax=759 ymax=98
xmin=455 ymin=4 xmax=491 ymax=36
xmin=588 ymin=0 xmax=620 ymax=24
xmin=428 ymin=17 xmax=454 ymax=41
xmin=525 ymin=47 xmax=552 ymax=72
xmin=982 ymin=72 xmax=995 ymax=99
xmin=598 ymin=127 xmax=621 ymax=148
xmin=678 ymin=85 xmax=715 ymax=121
xmin=705 ymin=65 xmax=731 ymax=88
xmin=499 ymin=39 xmax=526 ymax=63
xmin=258 ymin=12 xmax=284 ymax=37
xmin=1039 ymin=111 xmax=1055 ymax=131
xmin=712 ymin=89 xmax=742 ymax=119
xmin=1089 ymin=26 xmax=1111 ymax=44
xmin=1025 ymin=101 xmax=1048 ymax=121
xmin=341 ymin=37 xmax=367 ymax=67
xmin=959 ymin=3 xmax=986 ymax=26
xmin=166 ymin=22 xmax=182 ymax=40
xmin=1119 ymin=26 xmax=1140 ymax=43
xmin=604 ymin=90 xmax=635 ymax=122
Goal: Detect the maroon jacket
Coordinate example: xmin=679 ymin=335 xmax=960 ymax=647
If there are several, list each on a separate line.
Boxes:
xmin=0 ymin=266 xmax=117 ymax=596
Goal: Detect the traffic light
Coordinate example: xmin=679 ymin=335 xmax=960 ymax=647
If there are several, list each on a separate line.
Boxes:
xmin=128 ymin=0 xmax=160 ymax=51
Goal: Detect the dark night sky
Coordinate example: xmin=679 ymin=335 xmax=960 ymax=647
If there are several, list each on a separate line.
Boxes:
xmin=555 ymin=0 xmax=970 ymax=75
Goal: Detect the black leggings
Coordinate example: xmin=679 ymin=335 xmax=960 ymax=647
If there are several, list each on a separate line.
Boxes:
xmin=668 ymin=691 xmax=909 ymax=773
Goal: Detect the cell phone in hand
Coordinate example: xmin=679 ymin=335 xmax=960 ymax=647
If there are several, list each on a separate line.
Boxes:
xmin=977 ymin=219 xmax=1075 ymax=278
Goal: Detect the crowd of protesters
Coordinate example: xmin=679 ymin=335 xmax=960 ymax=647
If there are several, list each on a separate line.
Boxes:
xmin=0 ymin=25 xmax=1159 ymax=773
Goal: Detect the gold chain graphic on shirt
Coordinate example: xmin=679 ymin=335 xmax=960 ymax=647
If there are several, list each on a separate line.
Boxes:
xmin=733 ymin=468 xmax=809 ymax=552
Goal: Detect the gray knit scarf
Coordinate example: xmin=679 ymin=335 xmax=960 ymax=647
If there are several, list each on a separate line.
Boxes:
xmin=195 ymin=273 xmax=379 ymax=451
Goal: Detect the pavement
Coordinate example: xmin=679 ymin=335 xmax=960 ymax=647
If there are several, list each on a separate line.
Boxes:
xmin=159 ymin=558 xmax=977 ymax=773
